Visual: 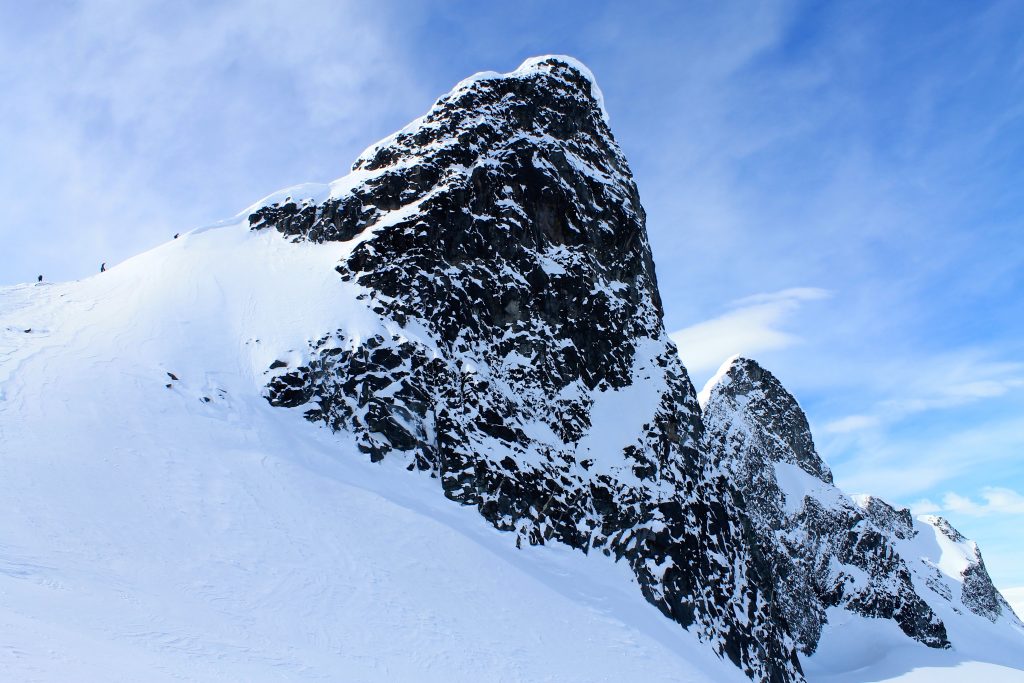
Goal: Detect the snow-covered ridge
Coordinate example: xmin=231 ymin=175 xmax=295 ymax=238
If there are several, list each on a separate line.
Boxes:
xmin=350 ymin=55 xmax=609 ymax=182
xmin=697 ymin=353 xmax=740 ymax=408
xmin=701 ymin=355 xmax=1024 ymax=679
xmin=0 ymin=224 xmax=750 ymax=683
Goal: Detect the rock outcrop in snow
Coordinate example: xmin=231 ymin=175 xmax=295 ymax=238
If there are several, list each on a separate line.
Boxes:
xmin=924 ymin=514 xmax=1021 ymax=624
xmin=701 ymin=356 xmax=1022 ymax=658
xmin=252 ymin=57 xmax=799 ymax=682
xmin=247 ymin=57 xmax=1023 ymax=682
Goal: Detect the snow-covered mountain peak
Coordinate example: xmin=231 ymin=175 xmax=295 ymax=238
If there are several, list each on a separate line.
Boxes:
xmin=701 ymin=355 xmax=832 ymax=484
xmin=921 ymin=513 xmax=967 ymax=543
xmin=248 ymin=58 xmax=803 ymax=682
xmin=851 ymin=493 xmax=917 ymax=540
xmin=352 ymin=54 xmax=612 ymax=174
xmin=702 ymin=354 xmax=1024 ymax=673
xmin=449 ymin=54 xmax=608 ymax=122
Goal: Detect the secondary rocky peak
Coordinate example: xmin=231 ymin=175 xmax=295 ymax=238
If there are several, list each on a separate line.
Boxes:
xmin=852 ymin=494 xmax=916 ymax=540
xmin=702 ymin=357 xmax=949 ymax=654
xmin=701 ymin=356 xmax=832 ymax=483
xmin=921 ymin=515 xmax=1023 ymax=625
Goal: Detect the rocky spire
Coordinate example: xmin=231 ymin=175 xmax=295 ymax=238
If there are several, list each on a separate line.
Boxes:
xmin=924 ymin=514 xmax=1023 ymax=625
xmin=255 ymin=57 xmax=802 ymax=682
xmin=701 ymin=356 xmax=832 ymax=483
xmin=702 ymin=356 xmax=949 ymax=654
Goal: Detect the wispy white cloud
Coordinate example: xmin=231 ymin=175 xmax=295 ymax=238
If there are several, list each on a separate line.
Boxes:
xmin=832 ymin=414 xmax=1024 ymax=500
xmin=821 ymin=414 xmax=880 ymax=434
xmin=0 ymin=0 xmax=428 ymax=285
xmin=909 ymin=498 xmax=942 ymax=515
xmin=940 ymin=488 xmax=1024 ymax=517
xmin=820 ymin=353 xmax=1024 ymax=438
xmin=911 ymin=489 xmax=1024 ymax=518
xmin=669 ymin=287 xmax=829 ymax=376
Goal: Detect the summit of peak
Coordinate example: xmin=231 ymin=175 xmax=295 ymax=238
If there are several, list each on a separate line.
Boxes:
xmin=701 ymin=355 xmax=833 ymax=485
xmin=352 ymin=55 xmax=612 ymax=173
xmin=696 ymin=355 xmax=765 ymax=407
xmin=449 ymin=55 xmax=608 ymax=123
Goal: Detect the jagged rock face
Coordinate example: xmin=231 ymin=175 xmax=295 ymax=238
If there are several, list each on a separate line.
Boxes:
xmin=254 ymin=58 xmax=800 ymax=682
xmin=857 ymin=495 xmax=915 ymax=540
xmin=961 ymin=547 xmax=1005 ymax=621
xmin=926 ymin=515 xmax=1021 ymax=624
xmin=702 ymin=358 xmax=831 ymax=484
xmin=702 ymin=358 xmax=949 ymax=654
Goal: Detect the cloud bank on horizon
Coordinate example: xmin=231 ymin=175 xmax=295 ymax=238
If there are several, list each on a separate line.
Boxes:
xmin=1 ymin=0 xmax=1022 ymax=590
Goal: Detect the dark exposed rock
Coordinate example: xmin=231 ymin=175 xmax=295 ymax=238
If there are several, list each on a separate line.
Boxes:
xmin=929 ymin=514 xmax=967 ymax=543
xmin=701 ymin=357 xmax=831 ymax=483
xmin=857 ymin=495 xmax=916 ymax=541
xmin=961 ymin=547 xmax=1003 ymax=622
xmin=923 ymin=515 xmax=1021 ymax=624
xmin=251 ymin=55 xmax=1022 ymax=681
xmin=256 ymin=57 xmax=800 ymax=682
xmin=701 ymin=357 xmax=948 ymax=654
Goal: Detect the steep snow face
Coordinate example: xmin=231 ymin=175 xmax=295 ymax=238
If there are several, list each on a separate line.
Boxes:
xmin=248 ymin=56 xmax=799 ymax=682
xmin=910 ymin=513 xmax=1022 ymax=625
xmin=0 ymin=233 xmax=754 ymax=683
xmin=701 ymin=356 xmax=1024 ymax=674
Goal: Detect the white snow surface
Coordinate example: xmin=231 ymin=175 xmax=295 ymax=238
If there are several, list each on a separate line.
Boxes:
xmin=803 ymin=513 xmax=1024 ymax=682
xmin=805 ymin=607 xmax=1024 ymax=682
xmin=697 ymin=353 xmax=740 ymax=408
xmin=0 ymin=222 xmax=748 ymax=682
xmin=3 ymin=221 xmax=1022 ymax=681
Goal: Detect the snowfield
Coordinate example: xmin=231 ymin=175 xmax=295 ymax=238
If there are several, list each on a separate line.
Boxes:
xmin=1 ymin=219 xmax=1022 ymax=681
xmin=0 ymin=220 xmax=748 ymax=682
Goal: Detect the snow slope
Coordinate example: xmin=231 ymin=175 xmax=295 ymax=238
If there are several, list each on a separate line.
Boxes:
xmin=806 ymin=608 xmax=1024 ymax=682
xmin=4 ymin=220 xmax=1020 ymax=683
xmin=0 ymin=221 xmax=748 ymax=682
xmin=803 ymin=514 xmax=1024 ymax=682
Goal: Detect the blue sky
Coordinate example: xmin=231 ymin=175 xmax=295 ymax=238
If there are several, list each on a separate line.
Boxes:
xmin=2 ymin=1 xmax=1023 ymax=591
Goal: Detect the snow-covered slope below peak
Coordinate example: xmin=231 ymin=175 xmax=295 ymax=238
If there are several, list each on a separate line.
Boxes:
xmin=804 ymin=607 xmax=1024 ymax=683
xmin=0 ymin=223 xmax=747 ymax=682
xmin=1 ymin=221 xmax=373 ymax=400
xmin=804 ymin=507 xmax=1024 ymax=682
